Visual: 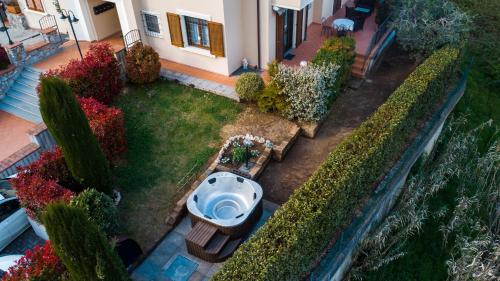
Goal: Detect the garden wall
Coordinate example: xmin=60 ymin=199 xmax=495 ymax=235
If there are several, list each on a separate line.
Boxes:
xmin=310 ymin=64 xmax=470 ymax=281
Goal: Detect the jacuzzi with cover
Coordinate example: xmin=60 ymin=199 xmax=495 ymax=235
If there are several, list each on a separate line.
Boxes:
xmin=186 ymin=172 xmax=263 ymax=237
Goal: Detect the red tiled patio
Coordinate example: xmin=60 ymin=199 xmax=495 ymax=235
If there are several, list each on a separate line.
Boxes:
xmin=283 ymin=6 xmax=377 ymax=67
xmin=0 ymin=111 xmax=35 ymax=161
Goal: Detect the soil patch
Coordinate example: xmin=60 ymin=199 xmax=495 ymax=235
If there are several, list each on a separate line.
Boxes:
xmin=259 ymin=45 xmax=416 ymax=204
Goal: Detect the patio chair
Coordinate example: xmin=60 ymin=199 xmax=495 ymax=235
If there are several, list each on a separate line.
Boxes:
xmin=353 ymin=16 xmax=366 ymax=31
xmin=321 ymin=17 xmax=332 ymax=36
xmin=336 ymin=25 xmax=349 ymax=37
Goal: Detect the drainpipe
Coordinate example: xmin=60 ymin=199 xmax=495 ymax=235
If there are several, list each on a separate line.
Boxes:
xmin=256 ymin=0 xmax=261 ymax=69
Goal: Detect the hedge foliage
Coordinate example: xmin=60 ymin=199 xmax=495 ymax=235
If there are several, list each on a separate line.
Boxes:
xmin=235 ymin=72 xmax=265 ymax=101
xmin=125 ymin=43 xmax=161 ymax=84
xmin=212 ymin=47 xmax=460 ymax=281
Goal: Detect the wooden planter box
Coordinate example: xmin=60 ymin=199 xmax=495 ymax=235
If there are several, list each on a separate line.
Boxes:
xmin=6 ymin=5 xmax=22 ymax=14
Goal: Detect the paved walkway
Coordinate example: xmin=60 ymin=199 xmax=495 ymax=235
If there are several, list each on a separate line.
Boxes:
xmin=131 ymin=200 xmax=279 ymax=281
xmin=0 ymin=111 xmax=35 ymax=161
xmin=260 ymin=45 xmax=416 ymax=204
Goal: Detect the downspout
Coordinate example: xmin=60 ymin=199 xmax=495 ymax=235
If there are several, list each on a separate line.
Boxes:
xmin=256 ymin=0 xmax=261 ymax=69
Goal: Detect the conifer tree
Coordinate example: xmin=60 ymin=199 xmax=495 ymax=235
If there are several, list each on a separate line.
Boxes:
xmin=43 ymin=202 xmax=130 ymax=281
xmin=39 ymin=76 xmax=112 ymax=194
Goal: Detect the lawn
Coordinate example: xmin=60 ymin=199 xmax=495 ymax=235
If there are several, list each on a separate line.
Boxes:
xmin=113 ymin=80 xmax=242 ymax=251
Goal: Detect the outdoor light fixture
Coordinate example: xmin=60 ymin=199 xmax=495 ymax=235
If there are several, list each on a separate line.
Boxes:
xmin=0 ymin=0 xmax=13 ymax=45
xmin=59 ymin=9 xmax=83 ymax=59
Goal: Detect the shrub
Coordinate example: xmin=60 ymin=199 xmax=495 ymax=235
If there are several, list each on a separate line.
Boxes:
xmin=79 ymin=97 xmax=127 ymax=164
xmin=235 ymin=72 xmax=265 ymax=102
xmin=213 ymin=47 xmax=460 ymax=281
xmin=257 ymin=81 xmax=287 ymax=113
xmin=125 ymin=43 xmax=161 ymax=84
xmin=231 ymin=145 xmax=247 ymax=164
xmin=51 ymin=43 xmax=122 ymax=104
xmin=273 ymin=63 xmax=338 ymax=122
xmin=1 ymin=242 xmax=67 ymax=281
xmin=267 ymin=60 xmax=279 ymax=79
xmin=70 ymin=189 xmax=119 ymax=237
xmin=0 ymin=46 xmax=10 ymax=70
xmin=391 ymin=0 xmax=471 ymax=58
xmin=11 ymin=173 xmax=74 ymax=222
xmin=312 ymin=37 xmax=355 ymax=93
xmin=43 ymin=203 xmax=131 ymax=281
xmin=39 ymin=76 xmax=112 ymax=194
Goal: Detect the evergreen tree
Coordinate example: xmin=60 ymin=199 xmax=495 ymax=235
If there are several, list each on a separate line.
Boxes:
xmin=43 ymin=202 xmax=130 ymax=281
xmin=39 ymin=76 xmax=112 ymax=194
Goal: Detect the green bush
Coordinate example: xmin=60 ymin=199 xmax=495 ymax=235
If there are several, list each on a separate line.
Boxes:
xmin=70 ymin=189 xmax=119 ymax=237
xmin=257 ymin=81 xmax=287 ymax=113
xmin=235 ymin=72 xmax=264 ymax=101
xmin=267 ymin=60 xmax=279 ymax=79
xmin=212 ymin=47 xmax=460 ymax=281
xmin=312 ymin=37 xmax=355 ymax=93
xmin=231 ymin=146 xmax=247 ymax=164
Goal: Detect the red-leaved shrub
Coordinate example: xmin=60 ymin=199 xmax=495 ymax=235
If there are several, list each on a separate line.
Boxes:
xmin=48 ymin=43 xmax=122 ymax=104
xmin=1 ymin=242 xmax=66 ymax=281
xmin=10 ymin=149 xmax=75 ymax=221
xmin=78 ymin=97 xmax=127 ymax=163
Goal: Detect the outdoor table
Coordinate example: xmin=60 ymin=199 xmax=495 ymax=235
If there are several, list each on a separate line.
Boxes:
xmin=332 ymin=18 xmax=354 ymax=31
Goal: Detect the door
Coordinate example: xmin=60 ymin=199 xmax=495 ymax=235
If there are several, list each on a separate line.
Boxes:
xmin=333 ymin=0 xmax=342 ymax=15
xmin=276 ymin=13 xmax=284 ymax=61
xmin=283 ymin=9 xmax=294 ymax=53
xmin=296 ymin=9 xmax=304 ymax=47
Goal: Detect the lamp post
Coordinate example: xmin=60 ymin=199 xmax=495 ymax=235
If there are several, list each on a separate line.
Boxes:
xmin=59 ymin=9 xmax=83 ymax=60
xmin=0 ymin=1 xmax=14 ymax=45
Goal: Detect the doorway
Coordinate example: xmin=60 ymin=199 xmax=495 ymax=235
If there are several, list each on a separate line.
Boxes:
xmin=283 ymin=9 xmax=294 ymax=54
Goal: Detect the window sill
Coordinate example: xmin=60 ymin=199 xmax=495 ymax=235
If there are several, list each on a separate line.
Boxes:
xmin=181 ymin=46 xmax=215 ymax=58
xmin=23 ymin=8 xmax=47 ymax=16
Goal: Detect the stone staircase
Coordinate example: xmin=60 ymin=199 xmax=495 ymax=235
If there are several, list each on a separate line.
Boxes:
xmin=0 ymin=67 xmax=42 ymax=123
xmin=351 ymin=53 xmax=366 ymax=79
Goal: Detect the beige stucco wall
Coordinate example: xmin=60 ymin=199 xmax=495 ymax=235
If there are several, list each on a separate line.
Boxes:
xmin=86 ymin=0 xmax=121 ymax=40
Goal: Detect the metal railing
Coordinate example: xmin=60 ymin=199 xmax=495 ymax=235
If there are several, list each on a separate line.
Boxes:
xmin=361 ymin=17 xmax=391 ymax=73
xmin=123 ymin=29 xmax=142 ymax=51
xmin=38 ymin=14 xmax=62 ymax=43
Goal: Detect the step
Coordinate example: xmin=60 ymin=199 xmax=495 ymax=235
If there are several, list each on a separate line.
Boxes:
xmin=0 ymin=103 xmax=42 ymax=123
xmin=16 ymin=76 xmax=39 ymax=88
xmin=6 ymin=89 xmax=39 ymax=106
xmin=22 ymin=70 xmax=41 ymax=81
xmin=205 ymin=232 xmax=230 ymax=255
xmin=24 ymin=66 xmax=43 ymax=74
xmin=2 ymin=96 xmax=40 ymax=113
xmin=185 ymin=222 xmax=218 ymax=248
xmin=217 ymin=238 xmax=242 ymax=260
xmin=12 ymin=83 xmax=37 ymax=95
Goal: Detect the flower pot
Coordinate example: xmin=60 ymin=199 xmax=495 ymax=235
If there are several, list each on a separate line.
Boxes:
xmin=6 ymin=5 xmax=22 ymax=14
xmin=27 ymin=216 xmax=49 ymax=241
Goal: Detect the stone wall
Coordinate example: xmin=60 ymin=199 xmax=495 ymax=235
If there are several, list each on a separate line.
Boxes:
xmin=309 ymin=68 xmax=470 ymax=281
xmin=0 ymin=65 xmax=22 ymax=98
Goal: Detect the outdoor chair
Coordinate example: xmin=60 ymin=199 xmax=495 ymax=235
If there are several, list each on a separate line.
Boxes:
xmin=336 ymin=25 xmax=349 ymax=37
xmin=321 ymin=17 xmax=333 ymax=36
xmin=353 ymin=16 xmax=366 ymax=31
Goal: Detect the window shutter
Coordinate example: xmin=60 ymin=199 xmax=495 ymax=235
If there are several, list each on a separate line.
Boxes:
xmin=208 ymin=22 xmax=225 ymax=57
xmin=166 ymin=13 xmax=184 ymax=47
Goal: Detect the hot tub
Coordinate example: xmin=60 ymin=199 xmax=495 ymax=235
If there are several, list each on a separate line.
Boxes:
xmin=187 ymin=172 xmax=263 ymax=237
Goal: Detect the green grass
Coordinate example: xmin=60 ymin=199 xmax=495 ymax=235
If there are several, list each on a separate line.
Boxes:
xmin=113 ymin=80 xmax=241 ymax=250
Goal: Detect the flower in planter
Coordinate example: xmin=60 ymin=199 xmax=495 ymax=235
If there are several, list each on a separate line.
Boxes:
xmin=250 ymin=150 xmax=260 ymax=158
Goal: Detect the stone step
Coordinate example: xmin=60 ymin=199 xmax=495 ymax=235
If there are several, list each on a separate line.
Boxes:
xmin=0 ymin=102 xmax=42 ymax=123
xmin=16 ymin=76 xmax=39 ymax=88
xmin=2 ymin=96 xmax=40 ymax=113
xmin=24 ymin=66 xmax=43 ymax=74
xmin=6 ymin=89 xmax=39 ymax=107
xmin=21 ymin=70 xmax=41 ymax=82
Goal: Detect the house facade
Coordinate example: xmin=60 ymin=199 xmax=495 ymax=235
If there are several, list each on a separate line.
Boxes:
xmin=16 ymin=0 xmax=347 ymax=75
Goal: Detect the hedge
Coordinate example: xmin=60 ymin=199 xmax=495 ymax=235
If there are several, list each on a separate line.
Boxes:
xmin=212 ymin=47 xmax=460 ymax=281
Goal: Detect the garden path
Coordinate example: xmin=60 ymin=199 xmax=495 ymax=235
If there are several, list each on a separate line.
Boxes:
xmin=260 ymin=45 xmax=416 ymax=204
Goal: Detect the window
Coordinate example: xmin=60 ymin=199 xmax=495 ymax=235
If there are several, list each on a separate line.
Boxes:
xmin=26 ymin=0 xmax=44 ymax=12
xmin=184 ymin=16 xmax=210 ymax=49
xmin=0 ymin=199 xmax=20 ymax=224
xmin=141 ymin=11 xmax=162 ymax=38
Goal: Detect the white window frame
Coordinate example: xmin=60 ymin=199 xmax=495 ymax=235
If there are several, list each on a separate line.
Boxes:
xmin=176 ymin=10 xmax=215 ymax=58
xmin=141 ymin=11 xmax=163 ymax=38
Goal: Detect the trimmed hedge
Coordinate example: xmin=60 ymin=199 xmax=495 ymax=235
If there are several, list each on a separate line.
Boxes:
xmin=212 ymin=47 xmax=460 ymax=281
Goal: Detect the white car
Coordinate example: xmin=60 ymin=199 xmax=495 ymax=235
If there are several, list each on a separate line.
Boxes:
xmin=0 ymin=255 xmax=23 ymax=278
xmin=0 ymin=198 xmax=30 ymax=252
